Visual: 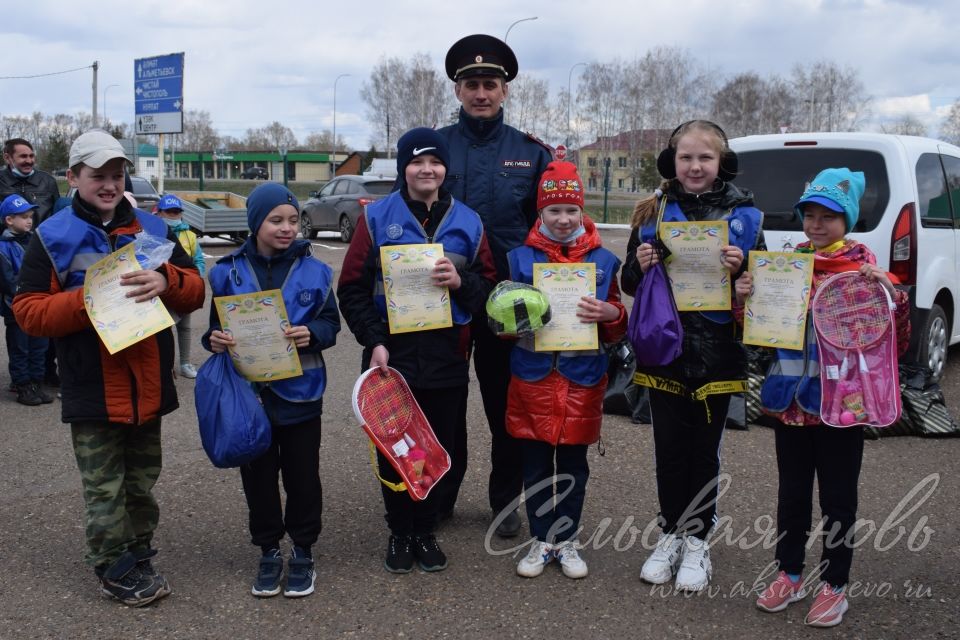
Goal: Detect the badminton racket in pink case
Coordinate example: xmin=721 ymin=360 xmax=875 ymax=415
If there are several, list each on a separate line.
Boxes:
xmin=352 ymin=366 xmax=451 ymax=501
xmin=811 ymin=271 xmax=901 ymax=428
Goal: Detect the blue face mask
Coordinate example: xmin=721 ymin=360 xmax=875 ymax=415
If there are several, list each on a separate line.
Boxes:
xmin=10 ymin=167 xmax=35 ymax=178
xmin=161 ymin=216 xmax=181 ymax=227
xmin=538 ymin=219 xmax=586 ymax=245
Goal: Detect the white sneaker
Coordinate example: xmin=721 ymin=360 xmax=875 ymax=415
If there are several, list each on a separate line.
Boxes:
xmin=675 ymin=536 xmax=712 ymax=592
xmin=516 ymin=541 xmax=553 ymax=578
xmin=640 ymin=532 xmax=684 ymax=584
xmin=555 ymin=541 xmax=588 ymax=579
xmin=179 ymin=363 xmax=198 ymax=379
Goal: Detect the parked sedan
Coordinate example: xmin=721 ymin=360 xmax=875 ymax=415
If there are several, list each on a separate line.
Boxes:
xmin=240 ymin=166 xmax=268 ymax=179
xmin=300 ymin=175 xmax=394 ymax=242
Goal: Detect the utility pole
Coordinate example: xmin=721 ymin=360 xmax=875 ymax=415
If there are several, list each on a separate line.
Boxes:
xmin=92 ymin=61 xmax=100 ymax=128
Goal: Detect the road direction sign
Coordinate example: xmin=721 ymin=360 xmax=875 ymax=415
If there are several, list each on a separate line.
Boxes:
xmin=134 ymin=52 xmax=184 ymax=134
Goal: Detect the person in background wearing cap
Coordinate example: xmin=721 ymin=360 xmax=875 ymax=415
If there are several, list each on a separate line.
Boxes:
xmin=155 ymin=194 xmax=205 ymax=378
xmin=1 ymin=138 xmax=63 ymax=388
xmin=0 ymin=194 xmax=53 ymax=405
xmin=505 ymin=161 xmax=626 ymax=580
xmin=437 ymin=33 xmax=553 ymax=538
xmin=0 ymin=138 xmax=60 ymax=225
xmin=338 ymin=127 xmax=497 ymax=574
xmin=12 ymin=130 xmax=205 ymax=607
xmin=734 ymin=168 xmax=909 ymax=627
xmin=203 ymin=182 xmax=341 ymax=599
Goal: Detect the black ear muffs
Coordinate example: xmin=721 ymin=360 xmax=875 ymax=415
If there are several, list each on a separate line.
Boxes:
xmin=656 ymin=120 xmax=739 ymax=182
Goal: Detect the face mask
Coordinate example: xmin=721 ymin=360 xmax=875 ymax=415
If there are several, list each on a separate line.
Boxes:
xmin=538 ymin=218 xmax=586 ymax=244
xmin=162 ymin=217 xmax=181 ymax=227
xmin=11 ymin=167 xmax=35 ymax=178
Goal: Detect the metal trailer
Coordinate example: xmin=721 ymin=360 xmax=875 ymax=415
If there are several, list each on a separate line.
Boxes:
xmin=173 ymin=191 xmax=250 ymax=244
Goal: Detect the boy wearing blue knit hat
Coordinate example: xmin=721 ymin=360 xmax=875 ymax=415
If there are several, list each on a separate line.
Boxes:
xmin=337 ymin=128 xmax=497 ymax=574
xmin=203 ymin=182 xmax=341 ymax=598
xmin=735 ymin=167 xmax=910 ymax=628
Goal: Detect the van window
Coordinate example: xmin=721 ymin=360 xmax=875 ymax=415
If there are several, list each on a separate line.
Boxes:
xmin=735 ymin=149 xmax=890 ymax=232
xmin=938 ymin=154 xmax=960 ymax=225
xmin=916 ymin=153 xmax=951 ymax=224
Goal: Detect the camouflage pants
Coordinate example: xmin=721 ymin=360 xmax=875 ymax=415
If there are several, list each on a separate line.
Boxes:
xmin=70 ymin=419 xmax=162 ymax=569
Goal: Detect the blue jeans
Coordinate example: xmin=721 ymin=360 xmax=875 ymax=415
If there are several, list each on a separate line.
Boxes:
xmin=520 ymin=439 xmax=590 ymax=543
xmin=6 ymin=322 xmax=48 ymax=385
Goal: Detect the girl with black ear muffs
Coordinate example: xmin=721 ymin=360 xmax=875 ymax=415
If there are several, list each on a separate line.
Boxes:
xmin=621 ymin=119 xmax=766 ymax=592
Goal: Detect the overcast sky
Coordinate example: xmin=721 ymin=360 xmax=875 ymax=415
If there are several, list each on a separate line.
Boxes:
xmin=3 ymin=0 xmax=958 ymax=150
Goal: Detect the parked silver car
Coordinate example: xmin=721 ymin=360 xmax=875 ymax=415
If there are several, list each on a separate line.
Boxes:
xmin=300 ymin=176 xmax=394 ymax=242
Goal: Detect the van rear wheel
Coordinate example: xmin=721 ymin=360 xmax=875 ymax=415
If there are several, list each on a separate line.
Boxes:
xmin=918 ymin=304 xmax=948 ymax=382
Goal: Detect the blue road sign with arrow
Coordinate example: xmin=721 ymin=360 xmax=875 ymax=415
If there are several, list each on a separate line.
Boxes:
xmin=134 ymin=52 xmax=184 ymax=134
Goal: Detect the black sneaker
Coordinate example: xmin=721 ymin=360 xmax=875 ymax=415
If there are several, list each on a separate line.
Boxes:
xmin=251 ymin=548 xmax=283 ymax=597
xmin=30 ymin=382 xmax=54 ymax=404
xmin=412 ymin=534 xmax=448 ymax=572
xmin=283 ymin=546 xmax=315 ymax=597
xmin=384 ymin=535 xmax=414 ymax=574
xmin=132 ymin=548 xmax=171 ymax=598
xmin=97 ymin=552 xmax=164 ymax=607
xmin=16 ymin=383 xmax=43 ymax=406
xmin=494 ymin=508 xmax=522 ymax=539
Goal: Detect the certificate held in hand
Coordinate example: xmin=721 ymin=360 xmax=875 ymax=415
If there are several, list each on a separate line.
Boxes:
xmin=743 ymin=251 xmax=814 ymax=350
xmin=214 ymin=289 xmax=303 ymax=382
xmin=660 ymin=220 xmax=731 ymax=311
xmin=83 ymin=243 xmax=175 ymax=355
xmin=533 ymin=262 xmax=598 ymax=351
xmin=380 ymin=243 xmax=453 ymax=334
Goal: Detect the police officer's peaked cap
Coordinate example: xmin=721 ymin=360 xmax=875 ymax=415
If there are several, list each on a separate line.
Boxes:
xmin=445 ymin=34 xmax=518 ymax=82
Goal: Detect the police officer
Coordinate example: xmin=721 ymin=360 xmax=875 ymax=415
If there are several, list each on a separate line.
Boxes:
xmin=0 ymin=138 xmax=60 ymax=225
xmin=436 ymin=34 xmax=553 ymax=538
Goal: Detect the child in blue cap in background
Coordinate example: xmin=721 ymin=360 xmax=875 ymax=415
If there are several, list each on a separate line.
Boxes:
xmin=203 ymin=182 xmax=341 ymax=598
xmin=735 ymin=167 xmax=910 ymax=628
xmin=0 ymin=194 xmax=53 ymax=405
xmin=155 ymin=194 xmax=205 ymax=378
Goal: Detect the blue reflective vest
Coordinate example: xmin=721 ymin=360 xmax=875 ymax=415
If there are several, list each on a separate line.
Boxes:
xmin=641 ymin=200 xmax=762 ymax=324
xmin=208 ymin=250 xmax=333 ymax=403
xmin=365 ymin=190 xmax=484 ymax=325
xmin=507 ymin=245 xmax=620 ymax=385
xmin=760 ymin=318 xmax=822 ymax=415
xmin=36 ymin=206 xmax=170 ymax=291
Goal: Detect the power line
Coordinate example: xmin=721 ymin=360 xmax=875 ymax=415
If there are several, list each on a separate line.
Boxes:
xmin=0 ymin=64 xmax=94 ymax=80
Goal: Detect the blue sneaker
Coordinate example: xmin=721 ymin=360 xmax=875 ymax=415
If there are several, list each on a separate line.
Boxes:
xmin=284 ymin=546 xmax=315 ymax=598
xmin=251 ymin=548 xmax=283 ymax=597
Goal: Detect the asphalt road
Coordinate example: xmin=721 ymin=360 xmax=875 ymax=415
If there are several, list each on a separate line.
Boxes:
xmin=1 ymin=228 xmax=958 ymax=639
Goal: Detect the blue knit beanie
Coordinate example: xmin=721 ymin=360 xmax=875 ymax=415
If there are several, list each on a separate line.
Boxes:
xmin=794 ymin=167 xmax=866 ymax=232
xmin=246 ymin=182 xmax=299 ymax=235
xmin=396 ymin=127 xmax=449 ymax=176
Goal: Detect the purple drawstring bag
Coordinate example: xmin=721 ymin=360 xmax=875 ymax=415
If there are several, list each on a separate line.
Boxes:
xmin=627 ymin=261 xmax=683 ymax=367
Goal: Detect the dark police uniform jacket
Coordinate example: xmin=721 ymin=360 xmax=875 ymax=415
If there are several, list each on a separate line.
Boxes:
xmin=437 ymin=107 xmax=552 ymax=280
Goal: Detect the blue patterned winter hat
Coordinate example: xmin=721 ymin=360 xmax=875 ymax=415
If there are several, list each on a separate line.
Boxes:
xmin=794 ymin=167 xmax=865 ymax=232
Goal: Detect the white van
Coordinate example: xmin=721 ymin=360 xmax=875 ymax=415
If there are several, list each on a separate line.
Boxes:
xmin=729 ymin=132 xmax=960 ymax=381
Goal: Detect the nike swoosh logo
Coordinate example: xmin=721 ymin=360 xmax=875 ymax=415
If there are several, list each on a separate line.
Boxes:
xmin=412 ymin=147 xmax=436 ymax=156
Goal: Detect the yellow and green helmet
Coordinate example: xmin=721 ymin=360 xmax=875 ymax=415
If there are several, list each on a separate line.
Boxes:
xmin=485 ymin=281 xmax=552 ymax=337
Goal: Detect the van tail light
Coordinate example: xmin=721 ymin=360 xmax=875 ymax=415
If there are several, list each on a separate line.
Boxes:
xmin=358 ymin=198 xmax=375 ymax=207
xmin=889 ymin=202 xmax=916 ymax=286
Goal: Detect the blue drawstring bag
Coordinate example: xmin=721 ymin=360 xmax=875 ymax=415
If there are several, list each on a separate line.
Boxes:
xmin=194 ymin=352 xmax=272 ymax=468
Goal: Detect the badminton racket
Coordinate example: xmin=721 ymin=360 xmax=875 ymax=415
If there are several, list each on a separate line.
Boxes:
xmin=812 ymin=272 xmax=893 ymax=425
